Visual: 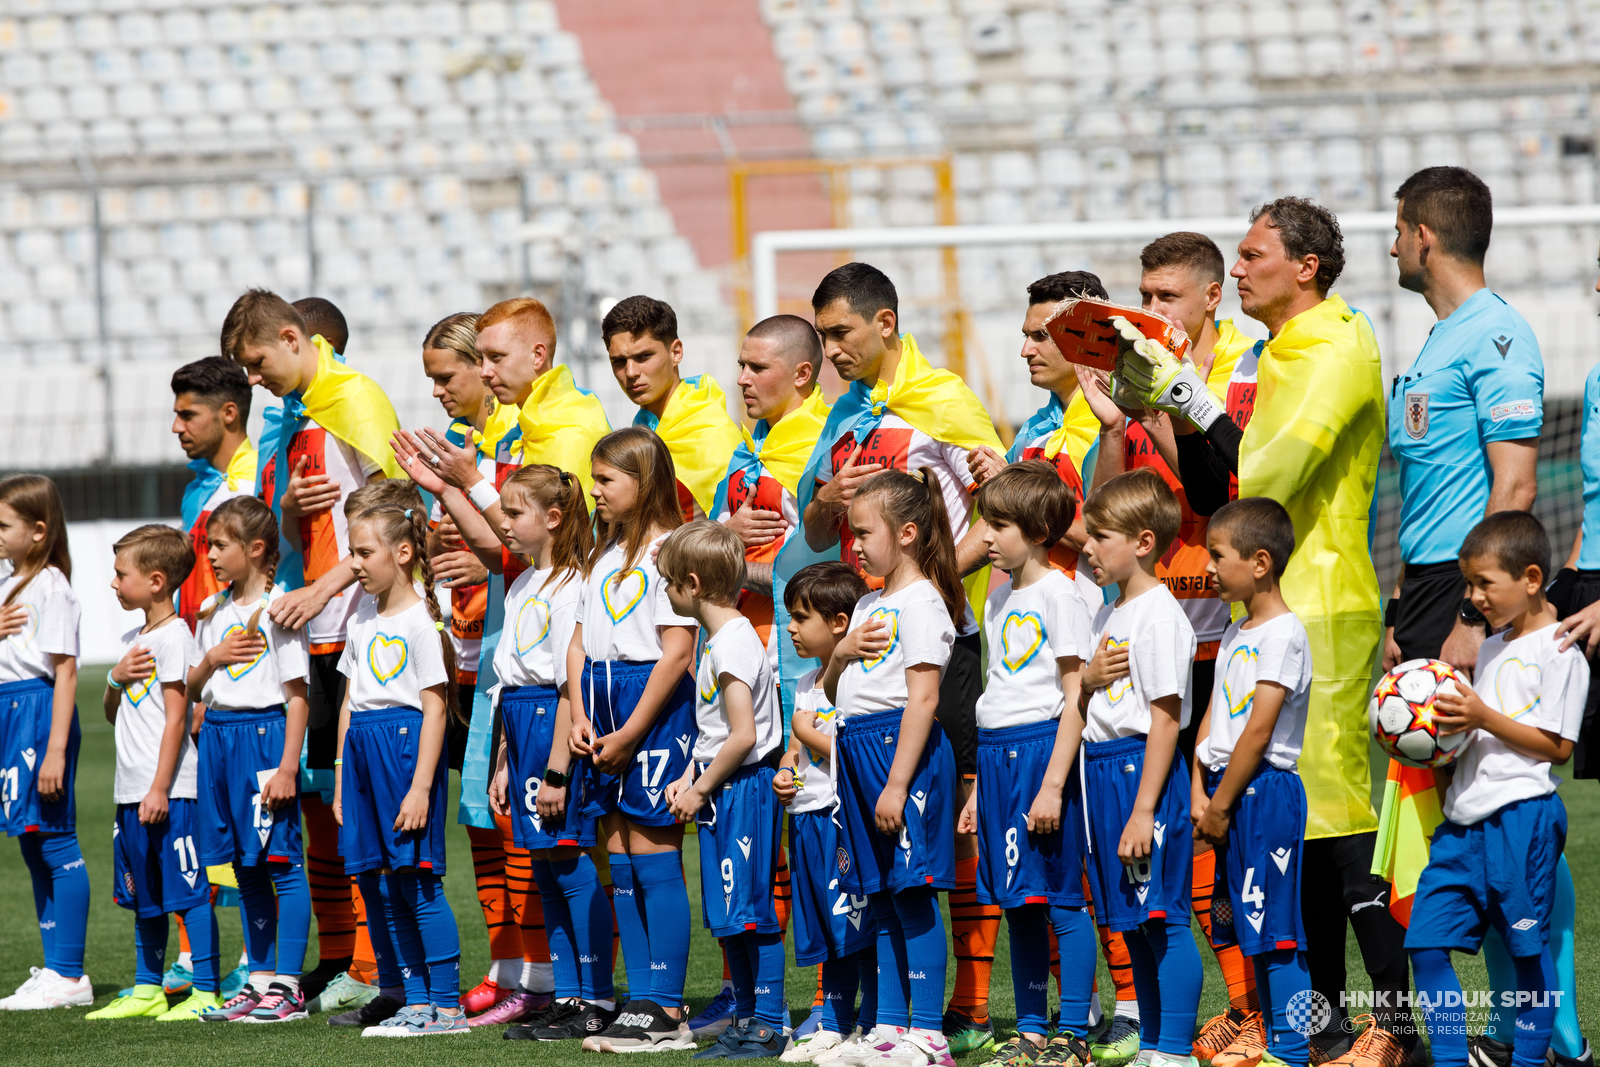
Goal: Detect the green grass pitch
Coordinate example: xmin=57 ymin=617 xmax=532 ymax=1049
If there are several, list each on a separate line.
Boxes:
xmin=1 ymin=664 xmax=1594 ymax=1065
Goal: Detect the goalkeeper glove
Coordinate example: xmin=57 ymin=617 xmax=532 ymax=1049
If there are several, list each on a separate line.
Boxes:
xmin=1109 ymin=316 xmax=1224 ymax=433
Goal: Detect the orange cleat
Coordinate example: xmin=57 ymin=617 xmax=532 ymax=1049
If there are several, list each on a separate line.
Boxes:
xmin=1211 ymin=1012 xmax=1268 ymax=1067
xmin=1195 ymin=1008 xmax=1248 ymax=1061
xmin=1320 ymin=1016 xmax=1406 ymax=1067
xmin=460 ymin=977 xmax=513 ymax=1015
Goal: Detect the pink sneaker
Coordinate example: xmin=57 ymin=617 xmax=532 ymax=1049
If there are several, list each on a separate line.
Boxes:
xmin=468 ymin=990 xmax=550 ymax=1027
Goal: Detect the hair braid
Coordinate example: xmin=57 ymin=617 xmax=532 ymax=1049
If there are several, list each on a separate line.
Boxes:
xmin=407 ymin=506 xmax=461 ymax=724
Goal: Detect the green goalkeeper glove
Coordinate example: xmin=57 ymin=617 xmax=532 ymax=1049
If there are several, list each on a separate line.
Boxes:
xmin=1109 ymin=316 xmax=1224 ymax=433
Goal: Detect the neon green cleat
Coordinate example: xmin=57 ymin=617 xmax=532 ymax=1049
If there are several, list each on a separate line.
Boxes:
xmin=1090 ymin=1015 xmax=1144 ymax=1065
xmin=86 ymin=985 xmax=168 ymax=1020
xmin=944 ymin=1010 xmax=998 ymax=1056
xmin=156 ymin=990 xmax=222 ymax=1021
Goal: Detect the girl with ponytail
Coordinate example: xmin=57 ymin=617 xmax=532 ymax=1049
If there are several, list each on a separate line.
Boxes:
xmin=331 ymin=501 xmax=465 ymax=1035
xmin=819 ymin=467 xmax=962 ymax=1066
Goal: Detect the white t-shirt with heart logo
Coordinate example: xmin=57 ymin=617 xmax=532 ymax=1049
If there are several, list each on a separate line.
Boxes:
xmin=193 ymin=586 xmax=311 ymax=712
xmin=692 ymin=615 xmax=782 ymax=765
xmin=493 ymin=566 xmax=582 ymax=690
xmin=0 ymin=566 xmax=80 ymax=685
xmin=789 ymin=668 xmax=839 ymax=815
xmin=975 ymin=570 xmax=1094 ymax=731
xmin=1084 ymin=584 xmax=1195 ymax=743
xmin=337 ymin=597 xmax=450 ymax=713
xmin=1446 ymin=623 xmax=1588 ymax=826
xmin=578 ymin=540 xmax=697 ymax=663
xmin=835 ymin=579 xmax=954 ymax=721
xmin=1194 ymin=612 xmax=1312 ymax=773
xmin=113 ymin=617 xmax=199 ymax=804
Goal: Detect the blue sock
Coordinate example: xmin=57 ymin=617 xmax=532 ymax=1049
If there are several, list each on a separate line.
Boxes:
xmin=134 ymin=915 xmax=169 ymax=986
xmin=855 ymin=943 xmax=879 ymax=1031
xmin=1412 ymin=948 xmax=1468 ymax=1067
xmin=1484 ymin=928 xmax=1516 ymax=1043
xmin=746 ymin=931 xmax=786 ymax=1029
xmin=233 ymin=863 xmax=278 ymax=973
xmin=891 ymin=886 xmax=945 ymax=1031
xmin=869 ymin=892 xmax=910 ymax=1029
xmin=631 ymin=850 xmax=690 ymax=1009
xmin=1124 ymin=920 xmax=1203 ymax=1056
xmin=1253 ymin=948 xmax=1311 ymax=1067
xmin=379 ymin=871 xmax=430 ymax=1005
xmin=552 ymin=853 xmax=613 ymax=1001
xmin=1008 ymin=905 xmax=1052 ymax=1036
xmin=1551 ymin=857 xmax=1583 ymax=1059
xmin=267 ymin=862 xmax=310 ymax=977
xmin=179 ymin=901 xmax=221 ymax=993
xmin=1510 ymin=950 xmax=1558 ymax=1067
xmin=609 ymin=854 xmax=652 ymax=1002
xmin=821 ymin=954 xmax=860 ymax=1035
xmin=25 ymin=833 xmax=90 ymax=978
xmin=396 ymin=869 xmax=461 ymax=1010
xmin=1050 ymin=905 xmax=1096 ymax=1039
xmin=358 ymin=872 xmax=402 ymax=990
xmin=726 ymin=936 xmax=758 ymax=1019
xmin=532 ymin=859 xmax=580 ymax=999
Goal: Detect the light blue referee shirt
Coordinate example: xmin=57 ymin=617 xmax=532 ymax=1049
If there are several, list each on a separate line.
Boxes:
xmin=1387 ymin=288 xmax=1544 ymax=565
xmin=1578 ymin=364 xmax=1600 ymax=569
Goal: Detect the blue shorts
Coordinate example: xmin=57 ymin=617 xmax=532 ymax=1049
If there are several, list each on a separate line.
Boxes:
xmin=1204 ymin=764 xmax=1306 ymax=956
xmin=196 ymin=707 xmax=302 ymax=867
xmin=834 ymin=708 xmax=957 ymax=895
xmin=696 ymin=762 xmax=783 ymax=937
xmin=502 ymin=684 xmax=597 ymax=850
xmin=339 ymin=706 xmax=450 ymax=876
xmin=112 ymin=798 xmax=211 ymax=918
xmin=790 ymin=809 xmax=875 ymax=966
xmin=1082 ymin=734 xmax=1191 ymax=931
xmin=579 ymin=658 xmax=697 ymax=828
xmin=0 ymin=677 xmax=80 ymax=836
xmin=1405 ymin=791 xmax=1567 ymax=958
xmin=976 ymin=720 xmax=1086 ymax=908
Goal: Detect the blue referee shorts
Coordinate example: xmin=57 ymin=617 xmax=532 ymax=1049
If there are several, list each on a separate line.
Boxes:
xmin=696 ymin=761 xmax=783 ymax=937
xmin=1204 ymin=763 xmax=1306 ymax=956
xmin=196 ymin=707 xmax=302 ymax=867
xmin=1082 ymin=734 xmax=1191 ymax=931
xmin=579 ymin=658 xmax=697 ymax=828
xmin=113 ymin=798 xmax=211 ymax=918
xmin=0 ymin=677 xmax=79 ymax=836
xmin=789 ymin=809 xmax=875 ymax=966
xmin=339 ymin=706 xmax=450 ymax=876
xmin=501 ymin=684 xmax=597 ymax=849
xmin=834 ymin=708 xmax=957 ymax=896
xmin=976 ymin=719 xmax=1086 ymax=908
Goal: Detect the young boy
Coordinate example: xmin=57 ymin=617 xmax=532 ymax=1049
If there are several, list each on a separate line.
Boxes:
xmin=87 ymin=525 xmax=223 ymax=1022
xmin=773 ymin=562 xmax=877 ymax=1064
xmin=659 ymin=521 xmax=786 ymax=1058
xmin=1189 ymin=498 xmax=1313 ymax=1067
xmin=957 ymin=462 xmax=1097 ymax=1067
xmin=1077 ymin=468 xmax=1202 ymax=1067
xmin=1408 ymin=511 xmax=1585 ymax=1067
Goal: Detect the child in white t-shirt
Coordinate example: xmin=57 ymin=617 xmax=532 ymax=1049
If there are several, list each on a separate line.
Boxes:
xmin=955 ymin=462 xmax=1096 ymax=1064
xmin=656 ymin=521 xmax=786 ymax=1057
xmin=1077 ymin=468 xmax=1200 ymax=1067
xmin=87 ymin=525 xmax=220 ymax=1022
xmin=1189 ymin=497 xmax=1313 ymax=1067
xmin=1408 ymin=512 xmax=1586 ymax=1067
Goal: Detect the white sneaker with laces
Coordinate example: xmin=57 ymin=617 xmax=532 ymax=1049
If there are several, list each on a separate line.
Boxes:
xmin=873 ymin=1030 xmax=955 ymax=1067
xmin=3 ymin=969 xmax=93 ymax=1010
xmin=0 ymin=967 xmax=47 ymax=1009
xmin=784 ymin=1029 xmax=847 ymax=1062
xmin=836 ymin=1026 xmax=908 ymax=1066
xmin=811 ymin=1027 xmax=867 ymax=1065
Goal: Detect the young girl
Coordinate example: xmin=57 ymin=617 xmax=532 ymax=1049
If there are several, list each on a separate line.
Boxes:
xmin=482 ymin=465 xmax=619 ymax=1040
xmin=333 ymin=500 xmax=464 ymax=1036
xmin=822 ymin=468 xmax=961 ymax=1067
xmin=0 ymin=474 xmax=92 ymax=1011
xmin=566 ymin=427 xmax=698 ymax=1052
xmin=187 ymin=496 xmax=315 ymax=1023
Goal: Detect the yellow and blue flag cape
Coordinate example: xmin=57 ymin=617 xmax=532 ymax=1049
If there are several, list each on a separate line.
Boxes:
xmin=515 ymin=364 xmax=612 ymax=497
xmin=634 ymin=374 xmax=753 ymax=516
xmin=181 ymin=439 xmax=258 ymax=534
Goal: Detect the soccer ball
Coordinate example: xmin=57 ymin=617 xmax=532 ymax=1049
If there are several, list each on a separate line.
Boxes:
xmin=1369 ymin=658 xmax=1471 ymax=769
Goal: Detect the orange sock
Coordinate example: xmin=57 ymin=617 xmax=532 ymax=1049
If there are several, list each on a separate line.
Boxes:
xmin=1192 ymin=847 xmax=1258 ymax=1012
xmin=176 ymin=912 xmax=191 ymax=956
xmin=350 ymin=879 xmax=378 ymax=985
xmin=495 ymin=811 xmax=548 ymax=964
xmin=302 ymin=795 xmax=356 ymax=962
xmin=772 ymin=844 xmax=792 ymax=937
xmin=814 ymin=966 xmax=825 ymax=1008
xmin=1097 ymin=926 xmax=1138 ymax=1011
xmin=947 ymin=855 xmax=999 ymax=1024
xmin=467 ymin=823 xmax=521 ymax=963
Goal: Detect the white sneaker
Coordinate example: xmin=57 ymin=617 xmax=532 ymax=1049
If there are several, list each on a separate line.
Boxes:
xmin=873 ymin=1031 xmax=955 ymax=1067
xmin=812 ymin=1027 xmax=866 ymax=1065
xmin=0 ymin=967 xmax=48 ymax=1009
xmin=784 ymin=1029 xmax=848 ymax=1062
xmin=3 ymin=969 xmax=93 ymax=1010
xmin=836 ymin=1026 xmax=908 ymax=1066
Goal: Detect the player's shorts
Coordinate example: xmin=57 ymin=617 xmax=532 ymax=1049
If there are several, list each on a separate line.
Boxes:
xmin=113 ymin=798 xmax=211 ymax=918
xmin=502 ymin=683 xmax=597 ymax=850
xmin=936 ymin=632 xmax=982 ymax=776
xmin=834 ymin=708 xmax=957 ymax=896
xmin=1204 ymin=763 xmax=1306 ymax=956
xmin=196 ymin=707 xmax=302 ymax=867
xmin=1405 ymin=791 xmax=1566 ymax=958
xmin=578 ymin=658 xmax=696 ymax=828
xmin=1393 ymin=560 xmax=1468 ymax=663
xmin=696 ymin=761 xmax=783 ymax=937
xmin=339 ymin=706 xmax=450 ymax=876
xmin=975 ymin=719 xmax=1086 ymax=909
xmin=790 ymin=809 xmax=875 ymax=966
xmin=303 ymin=650 xmax=347 ymax=802
xmin=0 ymin=677 xmax=79 ymax=837
xmin=1082 ymin=734 xmax=1191 ymax=932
